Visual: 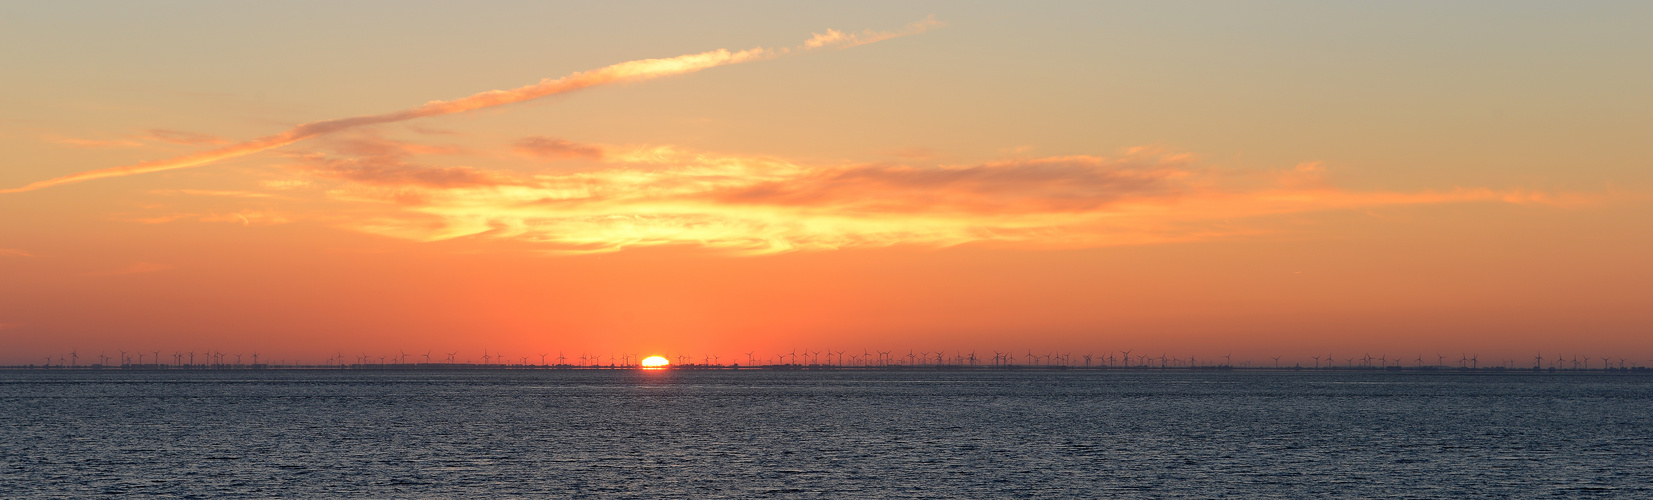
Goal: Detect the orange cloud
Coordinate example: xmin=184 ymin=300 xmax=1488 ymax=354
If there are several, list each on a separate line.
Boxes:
xmin=296 ymin=146 xmax=1582 ymax=254
xmin=0 ymin=248 xmax=32 ymax=257
xmin=804 ymin=16 xmax=943 ymax=49
xmin=2 ymin=20 xmax=940 ymax=194
xmin=299 ymin=153 xmax=502 ymax=189
xmin=516 ymin=137 xmax=605 ymax=160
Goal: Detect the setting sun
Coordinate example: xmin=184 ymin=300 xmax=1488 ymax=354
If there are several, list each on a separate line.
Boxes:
xmin=640 ymin=356 xmax=670 ymax=369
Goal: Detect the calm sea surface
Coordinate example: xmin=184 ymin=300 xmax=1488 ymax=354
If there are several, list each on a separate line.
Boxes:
xmin=2 ymin=369 xmax=1649 ymax=498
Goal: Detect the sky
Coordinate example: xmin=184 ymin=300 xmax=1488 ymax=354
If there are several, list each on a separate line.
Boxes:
xmin=2 ymin=1 xmax=1650 ymax=367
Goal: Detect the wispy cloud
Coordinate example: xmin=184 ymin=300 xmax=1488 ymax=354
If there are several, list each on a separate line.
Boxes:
xmin=299 ymin=153 xmax=502 ymax=189
xmin=78 ymin=262 xmax=174 ymax=276
xmin=516 ymin=137 xmax=605 ymax=160
xmin=300 ymin=146 xmax=1585 ymax=254
xmin=0 ymin=248 xmax=32 ymax=257
xmin=804 ymin=16 xmax=943 ymax=49
xmin=2 ymin=19 xmax=940 ymax=194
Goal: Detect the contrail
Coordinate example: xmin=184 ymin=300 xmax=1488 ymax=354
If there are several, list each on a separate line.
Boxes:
xmin=3 ymin=18 xmax=940 ymax=194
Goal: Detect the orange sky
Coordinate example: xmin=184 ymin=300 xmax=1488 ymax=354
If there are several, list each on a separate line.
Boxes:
xmin=2 ymin=3 xmax=1650 ymax=366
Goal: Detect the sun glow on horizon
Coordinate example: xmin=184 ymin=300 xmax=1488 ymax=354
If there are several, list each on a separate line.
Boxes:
xmin=640 ymin=356 xmax=670 ymax=369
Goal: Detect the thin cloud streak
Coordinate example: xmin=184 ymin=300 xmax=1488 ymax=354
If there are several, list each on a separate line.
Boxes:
xmin=516 ymin=137 xmax=605 ymax=160
xmin=1 ymin=19 xmax=941 ymax=194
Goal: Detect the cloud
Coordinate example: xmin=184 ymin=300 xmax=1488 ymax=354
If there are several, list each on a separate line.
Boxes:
xmin=805 ymin=16 xmax=943 ymax=49
xmin=516 ymin=137 xmax=605 ymax=160
xmin=301 ymin=146 xmax=1580 ymax=254
xmin=289 ymin=135 xmax=504 ymax=189
xmin=0 ymin=249 xmax=32 ymax=257
xmin=78 ymin=262 xmax=174 ymax=276
xmin=301 ymin=154 xmax=502 ymax=189
xmin=2 ymin=19 xmax=940 ymax=194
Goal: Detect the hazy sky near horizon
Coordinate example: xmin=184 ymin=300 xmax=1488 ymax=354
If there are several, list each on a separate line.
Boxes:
xmin=3 ymin=1 xmax=1650 ymax=365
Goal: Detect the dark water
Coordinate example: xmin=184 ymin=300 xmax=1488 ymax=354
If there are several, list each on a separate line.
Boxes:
xmin=2 ymin=369 xmax=1649 ymax=498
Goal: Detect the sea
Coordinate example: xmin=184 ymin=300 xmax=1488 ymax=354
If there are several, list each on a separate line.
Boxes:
xmin=2 ymin=369 xmax=1649 ymax=498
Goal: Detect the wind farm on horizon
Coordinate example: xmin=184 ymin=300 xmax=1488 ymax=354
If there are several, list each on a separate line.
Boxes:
xmin=14 ymin=348 xmax=1649 ymax=373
